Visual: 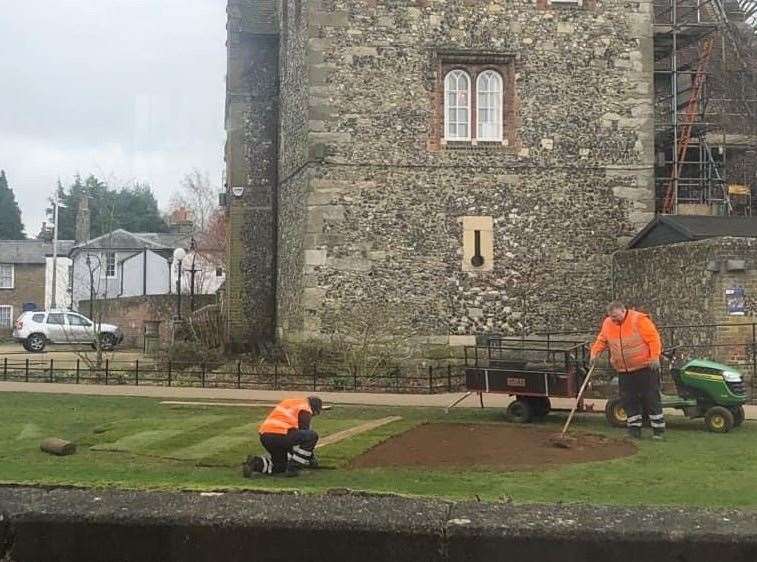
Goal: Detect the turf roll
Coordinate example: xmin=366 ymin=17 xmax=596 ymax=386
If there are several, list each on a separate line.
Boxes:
xmin=40 ymin=437 xmax=77 ymax=456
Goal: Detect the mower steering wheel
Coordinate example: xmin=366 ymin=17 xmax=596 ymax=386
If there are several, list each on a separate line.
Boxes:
xmin=661 ymin=347 xmax=679 ymax=361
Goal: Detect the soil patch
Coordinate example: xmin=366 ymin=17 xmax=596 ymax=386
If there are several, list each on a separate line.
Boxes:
xmin=350 ymin=423 xmax=637 ymax=471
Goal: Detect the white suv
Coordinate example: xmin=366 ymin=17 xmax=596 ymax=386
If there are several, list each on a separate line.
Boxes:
xmin=12 ymin=310 xmax=124 ymax=353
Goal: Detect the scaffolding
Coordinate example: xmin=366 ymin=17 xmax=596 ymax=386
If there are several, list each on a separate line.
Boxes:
xmin=654 ymin=0 xmax=757 ymax=215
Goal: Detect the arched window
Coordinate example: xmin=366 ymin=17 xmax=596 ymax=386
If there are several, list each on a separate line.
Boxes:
xmin=477 ymin=70 xmax=503 ymax=141
xmin=444 ymin=70 xmax=471 ymax=141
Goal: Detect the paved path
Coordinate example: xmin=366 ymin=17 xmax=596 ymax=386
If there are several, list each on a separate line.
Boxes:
xmin=1 ymin=381 xmax=755 ymax=419
xmin=0 ymin=343 xmax=145 ymax=362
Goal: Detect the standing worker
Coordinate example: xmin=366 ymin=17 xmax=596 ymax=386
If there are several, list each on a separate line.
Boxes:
xmin=243 ymin=396 xmax=323 ymax=477
xmin=590 ymin=301 xmax=665 ymax=440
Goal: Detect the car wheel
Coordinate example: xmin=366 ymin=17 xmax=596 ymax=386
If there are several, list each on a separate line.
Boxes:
xmin=26 ymin=333 xmax=46 ymax=353
xmin=605 ymin=397 xmax=627 ymax=428
xmin=705 ymin=406 xmax=735 ymax=433
xmin=100 ymin=333 xmax=117 ymax=351
xmin=506 ymin=399 xmax=533 ymax=423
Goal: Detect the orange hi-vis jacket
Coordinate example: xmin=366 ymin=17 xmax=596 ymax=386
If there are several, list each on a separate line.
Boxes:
xmin=259 ymin=398 xmax=312 ymax=435
xmin=590 ymin=309 xmax=662 ymax=373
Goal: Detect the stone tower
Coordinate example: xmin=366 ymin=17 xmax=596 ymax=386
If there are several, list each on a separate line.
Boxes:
xmin=225 ymin=0 xmax=656 ymax=352
xmin=224 ymin=0 xmax=280 ymax=350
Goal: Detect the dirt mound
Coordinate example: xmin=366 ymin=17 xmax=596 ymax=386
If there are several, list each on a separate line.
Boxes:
xmin=350 ymin=423 xmax=636 ymax=471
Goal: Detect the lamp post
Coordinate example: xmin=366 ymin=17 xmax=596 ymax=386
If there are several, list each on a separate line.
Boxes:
xmin=188 ymin=237 xmax=198 ymax=313
xmin=50 ymin=198 xmax=66 ymax=309
xmin=173 ymin=247 xmax=186 ymax=319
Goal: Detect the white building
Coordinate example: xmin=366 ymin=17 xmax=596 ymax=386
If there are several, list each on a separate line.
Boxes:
xmin=68 ymin=230 xmax=224 ymax=310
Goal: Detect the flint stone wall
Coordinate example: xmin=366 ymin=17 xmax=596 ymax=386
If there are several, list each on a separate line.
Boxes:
xmin=229 ymin=0 xmax=657 ymax=350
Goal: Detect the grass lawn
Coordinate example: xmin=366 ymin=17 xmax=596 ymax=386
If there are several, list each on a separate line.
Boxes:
xmin=1 ymin=392 xmax=756 ymax=508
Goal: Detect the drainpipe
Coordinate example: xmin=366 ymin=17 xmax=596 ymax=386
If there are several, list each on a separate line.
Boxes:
xmin=143 ymin=250 xmax=148 ymax=296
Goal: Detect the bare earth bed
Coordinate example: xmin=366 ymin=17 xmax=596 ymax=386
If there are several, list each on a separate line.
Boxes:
xmin=350 ymin=423 xmax=638 ymax=471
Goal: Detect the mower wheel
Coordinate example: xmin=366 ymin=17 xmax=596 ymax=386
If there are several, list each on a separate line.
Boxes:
xmin=731 ymin=405 xmax=745 ymax=427
xmin=530 ymin=397 xmax=551 ymax=418
xmin=705 ymin=406 xmax=735 ymax=433
xmin=507 ymin=399 xmax=533 ymax=423
xmin=605 ymin=397 xmax=627 ymax=428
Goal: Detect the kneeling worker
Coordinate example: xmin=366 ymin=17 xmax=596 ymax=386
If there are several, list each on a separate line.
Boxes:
xmin=244 ymin=395 xmax=323 ymax=477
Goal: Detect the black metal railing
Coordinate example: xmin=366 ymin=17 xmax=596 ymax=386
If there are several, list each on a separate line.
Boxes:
xmin=2 ymin=321 xmax=756 ymax=401
xmin=0 ymin=356 xmax=468 ymax=395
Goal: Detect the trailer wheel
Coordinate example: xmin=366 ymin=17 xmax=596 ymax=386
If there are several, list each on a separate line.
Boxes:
xmin=530 ymin=397 xmax=551 ymax=418
xmin=507 ymin=399 xmax=533 ymax=423
xmin=705 ymin=406 xmax=734 ymax=433
xmin=605 ymin=397 xmax=627 ymax=428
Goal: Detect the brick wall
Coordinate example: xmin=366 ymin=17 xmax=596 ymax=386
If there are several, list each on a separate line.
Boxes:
xmin=80 ymin=295 xmax=215 ymax=348
xmin=0 ymin=264 xmax=45 ymax=336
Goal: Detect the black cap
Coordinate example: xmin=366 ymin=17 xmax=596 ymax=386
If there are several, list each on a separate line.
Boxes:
xmin=308 ymin=396 xmax=323 ymax=414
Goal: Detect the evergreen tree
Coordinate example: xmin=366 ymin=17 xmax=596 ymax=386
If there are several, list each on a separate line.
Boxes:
xmin=0 ymin=170 xmax=26 ymax=240
xmin=48 ymin=175 xmax=169 ymax=239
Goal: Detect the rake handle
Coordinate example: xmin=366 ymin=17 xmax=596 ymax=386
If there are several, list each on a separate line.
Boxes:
xmin=560 ymin=366 xmax=596 ymax=436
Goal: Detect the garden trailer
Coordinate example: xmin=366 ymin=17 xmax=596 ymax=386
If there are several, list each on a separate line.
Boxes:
xmin=459 ymin=337 xmax=592 ymax=422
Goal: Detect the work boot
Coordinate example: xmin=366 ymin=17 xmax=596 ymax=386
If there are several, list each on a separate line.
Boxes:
xmin=627 ymin=427 xmax=642 ymax=440
xmin=242 ymin=456 xmax=265 ymax=478
xmin=309 ymin=453 xmax=320 ymax=469
xmin=652 ymin=430 xmax=665 ymax=441
xmin=284 ymin=461 xmax=301 ymax=477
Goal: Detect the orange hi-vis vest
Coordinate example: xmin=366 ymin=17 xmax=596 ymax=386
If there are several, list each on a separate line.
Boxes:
xmin=259 ymin=398 xmax=312 ymax=435
xmin=590 ymin=310 xmax=662 ymax=373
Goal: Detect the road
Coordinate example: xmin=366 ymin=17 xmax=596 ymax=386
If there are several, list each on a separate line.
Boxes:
xmin=0 ymin=342 xmax=145 ymax=363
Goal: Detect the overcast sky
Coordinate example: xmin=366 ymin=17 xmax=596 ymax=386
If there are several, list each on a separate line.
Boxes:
xmin=0 ymin=0 xmax=227 ymax=236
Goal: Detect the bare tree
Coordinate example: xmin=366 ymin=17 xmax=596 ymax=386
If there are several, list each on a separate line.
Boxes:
xmin=168 ymin=170 xmax=226 ymax=302
xmin=66 ymin=206 xmax=120 ymax=372
xmin=169 ymin=170 xmax=217 ymax=233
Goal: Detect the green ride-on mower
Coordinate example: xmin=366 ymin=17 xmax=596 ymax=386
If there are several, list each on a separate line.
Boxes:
xmin=605 ymin=347 xmax=749 ymax=433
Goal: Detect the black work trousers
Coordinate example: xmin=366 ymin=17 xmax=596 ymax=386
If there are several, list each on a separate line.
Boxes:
xmin=260 ymin=429 xmax=319 ymax=473
xmin=618 ymin=368 xmax=665 ymax=433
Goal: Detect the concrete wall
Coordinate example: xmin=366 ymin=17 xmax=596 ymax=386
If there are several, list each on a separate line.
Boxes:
xmin=147 ymin=250 xmax=171 ymax=295
xmin=44 ymin=257 xmax=72 ymax=310
xmin=71 ymin=251 xmax=123 ymax=308
xmin=0 ymin=264 xmax=45 ymax=335
xmin=121 ymin=252 xmax=145 ymax=298
xmin=2 ymin=487 xmax=757 ymax=562
xmin=118 ymin=251 xmax=172 ymax=298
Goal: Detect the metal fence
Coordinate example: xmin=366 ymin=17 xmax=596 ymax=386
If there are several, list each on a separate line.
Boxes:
xmin=2 ymin=321 xmax=756 ymax=401
xmin=0 ymin=355 xmax=468 ymax=395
